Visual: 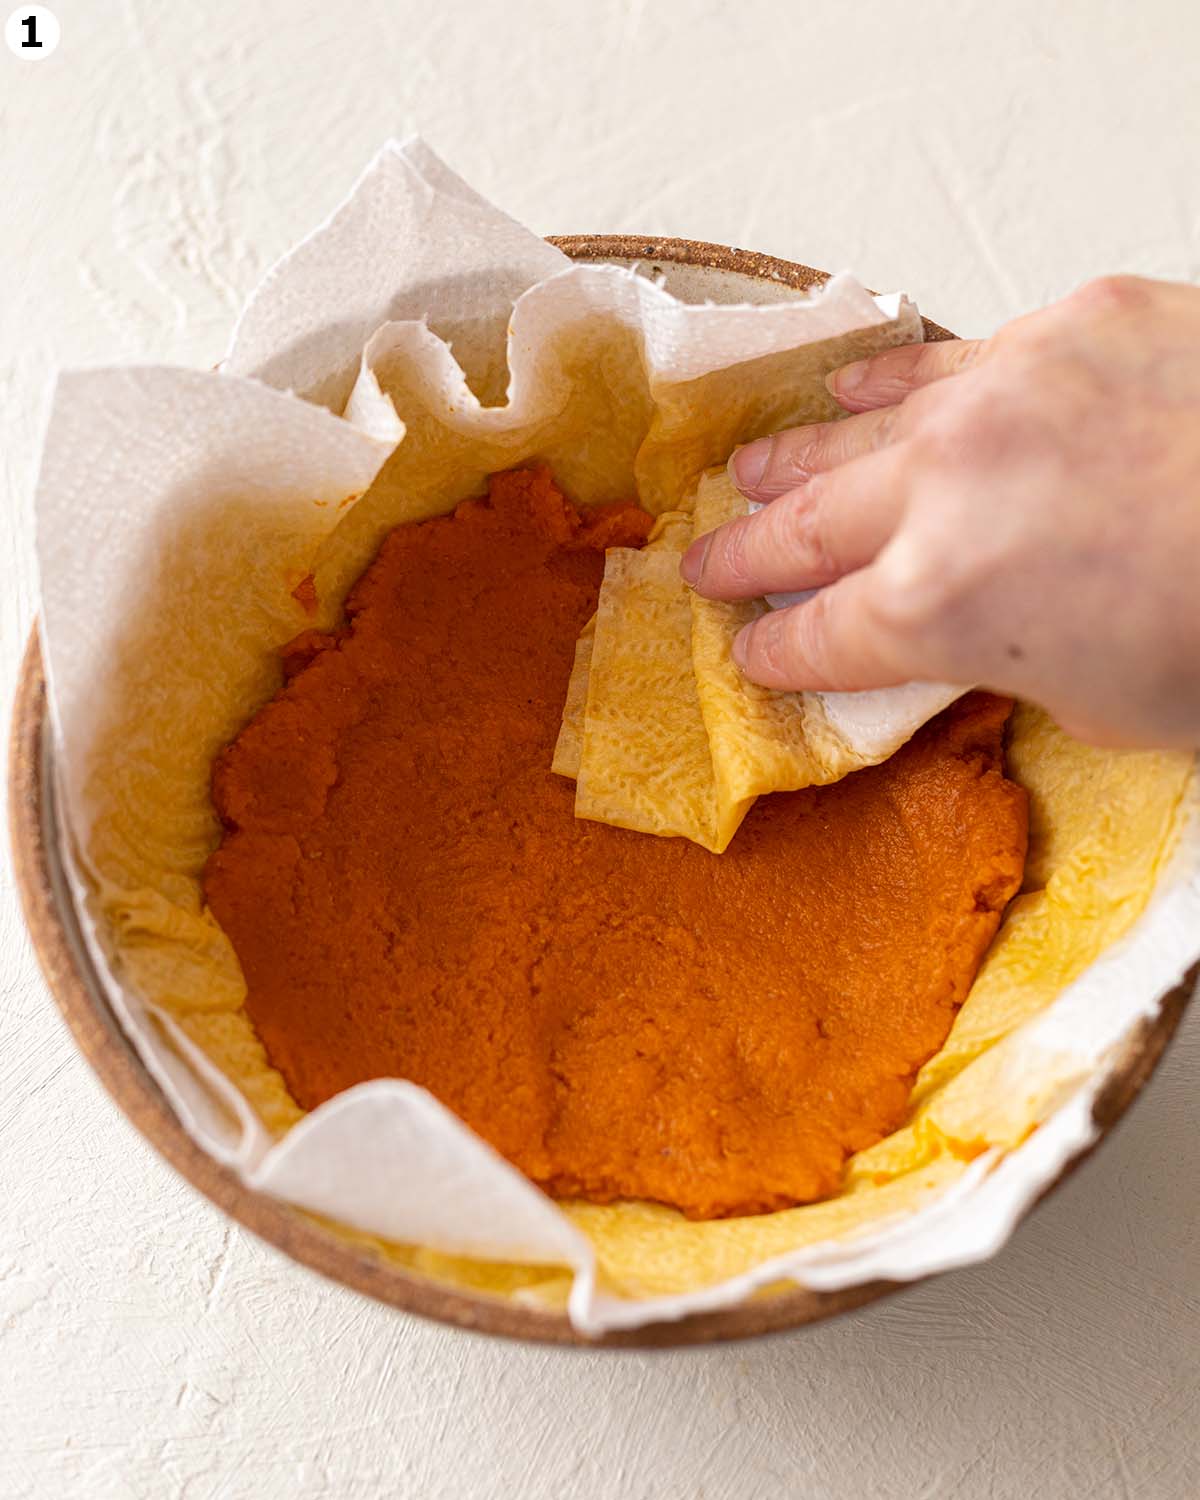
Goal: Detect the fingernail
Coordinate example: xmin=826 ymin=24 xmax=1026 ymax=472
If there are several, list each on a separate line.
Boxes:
xmin=731 ymin=624 xmax=751 ymax=668
xmin=826 ymin=360 xmax=866 ymax=400
xmin=728 ymin=437 xmax=773 ymax=493
xmin=680 ymin=533 xmax=712 ymax=587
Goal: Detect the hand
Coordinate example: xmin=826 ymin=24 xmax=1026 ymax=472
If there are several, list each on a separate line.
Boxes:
xmin=680 ymin=276 xmax=1200 ymax=747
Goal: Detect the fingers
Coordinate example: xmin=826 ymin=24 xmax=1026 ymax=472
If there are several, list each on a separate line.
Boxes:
xmin=725 ymin=340 xmax=985 ymax=503
xmin=825 ymin=337 xmax=985 ymax=412
xmin=728 ymin=405 xmax=902 ymax=501
xmin=682 ymin=446 xmax=908 ymax=601
xmin=730 ymin=567 xmax=911 ymax=692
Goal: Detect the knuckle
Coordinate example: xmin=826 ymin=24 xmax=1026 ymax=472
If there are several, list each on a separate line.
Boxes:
xmin=1070 ymin=273 xmax=1151 ymax=317
xmin=768 ymin=427 xmax=820 ymax=485
xmin=753 ymin=614 xmax=791 ymax=678
xmin=872 ymin=535 xmax=993 ymax=683
xmin=777 ymin=486 xmax=838 ymax=580
xmin=908 ymin=405 xmax=971 ymax=469
xmin=893 ymin=380 xmax=947 ymax=428
xmin=862 ymin=567 xmax=930 ymax=644
xmin=886 ymin=342 xmax=934 ymax=383
xmin=956 ymin=394 xmax=1009 ymax=452
xmin=925 ymin=336 xmax=981 ymax=378
xmin=871 ymin=537 xmax=959 ymax=642
xmin=916 ymin=382 xmax=1029 ymax=470
xmin=880 ymin=343 xmax=931 ymax=395
xmin=990 ymin=313 xmax=1051 ymax=358
xmin=713 ymin=518 xmax=757 ymax=592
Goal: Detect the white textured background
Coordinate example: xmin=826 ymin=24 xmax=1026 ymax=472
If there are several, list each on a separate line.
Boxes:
xmin=3 ymin=3 xmax=1199 ymax=1496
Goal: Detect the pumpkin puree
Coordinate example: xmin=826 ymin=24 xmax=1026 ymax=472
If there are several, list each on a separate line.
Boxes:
xmin=204 ymin=467 xmax=1028 ymax=1219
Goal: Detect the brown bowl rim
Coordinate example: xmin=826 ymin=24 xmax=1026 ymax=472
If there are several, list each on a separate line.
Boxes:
xmin=8 ymin=236 xmax=1195 ymax=1348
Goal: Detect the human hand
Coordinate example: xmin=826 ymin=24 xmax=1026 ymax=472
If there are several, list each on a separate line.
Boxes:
xmin=680 ymin=276 xmax=1200 ymax=747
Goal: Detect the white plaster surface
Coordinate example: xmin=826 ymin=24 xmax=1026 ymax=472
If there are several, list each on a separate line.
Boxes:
xmin=2 ymin=2 xmax=1198 ymax=1495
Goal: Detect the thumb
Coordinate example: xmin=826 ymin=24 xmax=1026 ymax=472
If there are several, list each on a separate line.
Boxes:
xmin=732 ymin=568 xmax=918 ymax=692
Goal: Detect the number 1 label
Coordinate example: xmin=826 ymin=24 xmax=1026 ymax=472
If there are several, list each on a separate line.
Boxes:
xmin=5 ymin=6 xmax=60 ymax=57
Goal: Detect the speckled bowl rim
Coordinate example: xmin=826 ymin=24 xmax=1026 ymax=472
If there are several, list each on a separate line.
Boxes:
xmin=8 ymin=237 xmax=1195 ymax=1348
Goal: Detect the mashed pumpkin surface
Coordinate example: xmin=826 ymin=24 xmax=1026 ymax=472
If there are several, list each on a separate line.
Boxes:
xmin=204 ymin=467 xmax=1028 ymax=1219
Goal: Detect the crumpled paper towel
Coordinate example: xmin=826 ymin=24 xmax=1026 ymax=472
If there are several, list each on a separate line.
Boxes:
xmin=33 ymin=138 xmax=1200 ymax=1335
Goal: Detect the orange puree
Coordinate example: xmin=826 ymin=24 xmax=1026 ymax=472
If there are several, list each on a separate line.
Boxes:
xmin=204 ymin=467 xmax=1027 ymax=1219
